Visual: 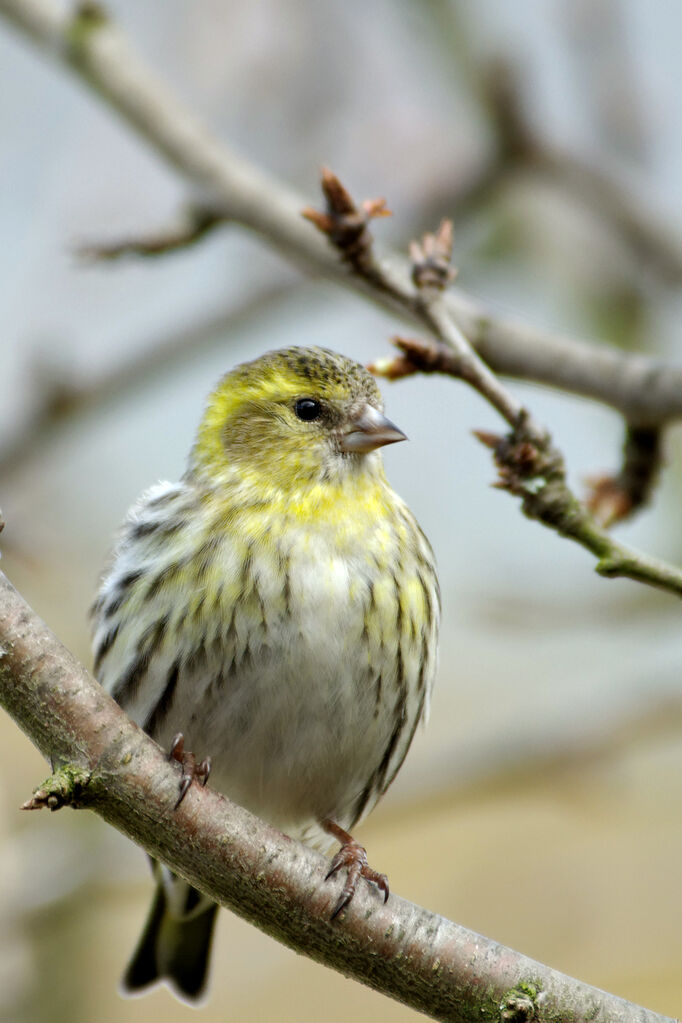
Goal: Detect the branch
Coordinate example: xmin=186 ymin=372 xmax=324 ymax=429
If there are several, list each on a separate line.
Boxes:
xmin=2 ymin=0 xmax=682 ymax=424
xmin=428 ymin=57 xmax=682 ymax=287
xmin=586 ymin=425 xmax=662 ymax=527
xmin=301 ymin=179 xmax=682 ymax=600
xmin=0 ymin=280 xmax=298 ymax=476
xmin=531 ymin=147 xmax=682 ymax=288
xmin=1 ymin=2 xmax=679 ymax=584
xmin=478 ymin=60 xmax=682 ymax=287
xmin=77 ymin=201 xmax=225 ymax=260
xmin=0 ymin=569 xmax=674 ymax=1023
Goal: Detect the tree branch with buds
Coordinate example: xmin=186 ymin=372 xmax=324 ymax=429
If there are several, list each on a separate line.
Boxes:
xmin=0 ymin=568 xmax=675 ymax=1023
xmin=303 ymin=172 xmax=682 ymax=599
xmin=2 ymin=0 xmax=682 ymax=429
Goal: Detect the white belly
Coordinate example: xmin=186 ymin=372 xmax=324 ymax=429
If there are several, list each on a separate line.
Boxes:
xmin=96 ymin=506 xmax=437 ymax=851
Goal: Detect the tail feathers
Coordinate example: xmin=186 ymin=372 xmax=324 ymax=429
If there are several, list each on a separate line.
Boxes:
xmin=122 ymin=875 xmax=219 ymax=1004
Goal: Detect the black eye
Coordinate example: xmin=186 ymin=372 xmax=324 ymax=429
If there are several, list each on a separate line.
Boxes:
xmin=294 ymin=398 xmax=322 ymax=422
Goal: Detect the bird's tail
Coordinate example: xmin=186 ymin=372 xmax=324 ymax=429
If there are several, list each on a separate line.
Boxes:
xmin=122 ymin=864 xmax=219 ymax=1004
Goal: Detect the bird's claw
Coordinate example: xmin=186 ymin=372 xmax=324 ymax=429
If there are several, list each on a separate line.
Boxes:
xmin=324 ymin=833 xmax=389 ymax=919
xmin=169 ymin=733 xmax=211 ymax=810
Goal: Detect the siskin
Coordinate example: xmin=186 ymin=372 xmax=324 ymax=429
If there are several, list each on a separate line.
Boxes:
xmin=92 ymin=346 xmax=439 ymax=1002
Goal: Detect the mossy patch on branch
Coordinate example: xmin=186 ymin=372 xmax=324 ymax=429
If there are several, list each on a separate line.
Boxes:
xmin=21 ymin=764 xmax=91 ymax=812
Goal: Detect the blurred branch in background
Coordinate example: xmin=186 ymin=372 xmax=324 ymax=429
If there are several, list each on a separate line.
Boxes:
xmin=391 ymin=680 xmax=682 ymax=815
xmin=2 ymin=0 xmax=682 ymax=581
xmin=0 ymin=279 xmax=298 ymax=476
xmin=561 ymin=0 xmax=649 ymax=163
xmin=404 ymin=2 xmax=682 ymax=287
xmin=461 ymin=58 xmax=682 ymax=287
xmin=2 ymin=0 xmax=682 ymax=429
xmin=585 ymin=425 xmax=662 ymax=527
xmin=77 ymin=201 xmax=227 ymax=261
xmin=480 ymin=63 xmax=682 ymax=287
xmin=0 ymin=569 xmax=675 ymax=1023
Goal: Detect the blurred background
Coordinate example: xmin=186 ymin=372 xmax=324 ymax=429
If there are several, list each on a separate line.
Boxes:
xmin=1 ymin=1 xmax=681 ymax=1020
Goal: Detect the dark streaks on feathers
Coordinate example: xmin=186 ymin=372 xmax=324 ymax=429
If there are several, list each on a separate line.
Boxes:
xmin=93 ymin=623 xmax=120 ymax=675
xmin=101 ymin=569 xmax=144 ymax=618
xmin=195 ymin=534 xmax=223 ymax=581
xmin=376 ymin=695 xmax=408 ymax=798
xmin=351 ymin=692 xmax=408 ymax=826
xmin=145 ymin=561 xmax=183 ymax=602
xmin=382 ymin=686 xmax=426 ymax=798
xmin=143 ymin=660 xmax=180 ymax=736
xmin=111 ymin=654 xmax=150 ymax=708
xmin=140 ymin=615 xmax=169 ymax=658
xmin=145 ymin=488 xmax=180 ymax=510
xmin=373 ymin=673 xmax=382 ymax=718
xmin=129 ymin=517 xmax=185 ymax=543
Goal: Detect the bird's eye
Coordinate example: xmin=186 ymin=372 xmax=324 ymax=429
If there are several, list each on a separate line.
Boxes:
xmin=294 ymin=398 xmax=322 ymax=422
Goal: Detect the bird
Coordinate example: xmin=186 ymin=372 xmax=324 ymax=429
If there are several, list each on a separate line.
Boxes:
xmin=91 ymin=345 xmax=439 ymax=1002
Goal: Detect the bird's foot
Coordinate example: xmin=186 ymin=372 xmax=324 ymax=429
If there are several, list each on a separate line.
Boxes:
xmin=322 ymin=819 xmax=389 ymax=919
xmin=169 ymin=733 xmax=211 ymax=810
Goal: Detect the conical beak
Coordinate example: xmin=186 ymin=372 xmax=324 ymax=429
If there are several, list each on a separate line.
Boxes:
xmin=339 ymin=403 xmax=407 ymax=453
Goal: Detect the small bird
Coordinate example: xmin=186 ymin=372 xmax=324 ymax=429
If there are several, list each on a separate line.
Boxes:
xmin=92 ymin=346 xmax=439 ymax=1002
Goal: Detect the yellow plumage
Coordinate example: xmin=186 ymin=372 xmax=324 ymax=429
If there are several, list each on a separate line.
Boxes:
xmin=92 ymin=346 xmax=439 ymax=1002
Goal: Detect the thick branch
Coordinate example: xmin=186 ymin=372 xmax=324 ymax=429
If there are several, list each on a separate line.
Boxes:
xmin=0 ymin=568 xmax=674 ymax=1023
xmin=2 ymin=0 xmax=682 ymax=424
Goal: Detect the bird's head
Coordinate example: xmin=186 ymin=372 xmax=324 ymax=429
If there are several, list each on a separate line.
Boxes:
xmin=189 ymin=346 xmax=406 ymax=493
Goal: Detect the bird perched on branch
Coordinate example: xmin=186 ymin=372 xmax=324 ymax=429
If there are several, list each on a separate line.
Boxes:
xmin=92 ymin=346 xmax=439 ymax=1002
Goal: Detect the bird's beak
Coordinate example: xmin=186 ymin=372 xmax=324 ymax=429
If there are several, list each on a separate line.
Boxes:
xmin=339 ymin=403 xmax=407 ymax=453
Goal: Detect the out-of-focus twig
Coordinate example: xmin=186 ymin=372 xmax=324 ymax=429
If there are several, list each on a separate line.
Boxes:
xmin=388 ymin=691 xmax=682 ymax=822
xmin=532 ymin=147 xmax=682 ymax=286
xmin=77 ymin=202 xmax=226 ymax=261
xmin=2 ymin=0 xmax=682 ymax=423
xmin=0 ymin=280 xmax=298 ymax=476
xmin=482 ymin=60 xmax=682 ymax=286
xmin=562 ymin=0 xmax=649 ymax=162
xmin=418 ymin=52 xmax=680 ymax=285
xmin=586 ymin=425 xmax=662 ymax=527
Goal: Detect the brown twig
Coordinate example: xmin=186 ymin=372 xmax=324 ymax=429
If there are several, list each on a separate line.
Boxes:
xmin=409 ymin=219 xmax=457 ymax=291
xmin=77 ymin=203 xmax=225 ymax=261
xmin=0 ymin=568 xmax=674 ymax=1023
xmin=302 ymin=167 xmax=390 ymax=275
xmin=586 ymin=425 xmax=662 ymax=527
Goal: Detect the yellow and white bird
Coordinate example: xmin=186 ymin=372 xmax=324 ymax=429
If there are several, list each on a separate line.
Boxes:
xmin=92 ymin=346 xmax=439 ymax=1001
